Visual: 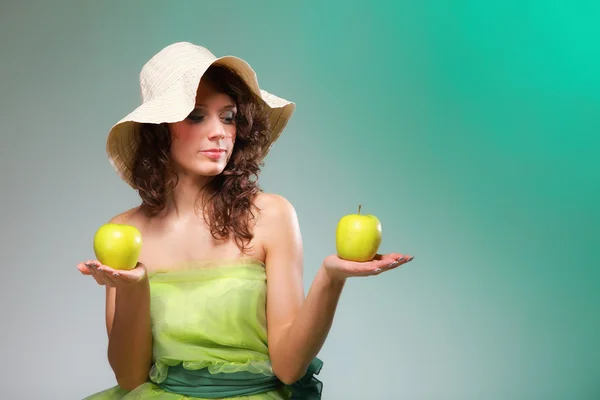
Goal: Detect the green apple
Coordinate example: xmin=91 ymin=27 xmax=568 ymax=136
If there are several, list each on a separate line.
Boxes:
xmin=336 ymin=204 xmax=382 ymax=262
xmin=93 ymin=223 xmax=143 ymax=270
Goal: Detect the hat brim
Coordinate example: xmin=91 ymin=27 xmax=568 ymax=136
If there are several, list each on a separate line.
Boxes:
xmin=106 ymin=55 xmax=295 ymax=189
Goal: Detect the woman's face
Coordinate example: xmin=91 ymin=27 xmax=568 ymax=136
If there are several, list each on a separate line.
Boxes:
xmin=168 ymin=78 xmax=237 ymax=179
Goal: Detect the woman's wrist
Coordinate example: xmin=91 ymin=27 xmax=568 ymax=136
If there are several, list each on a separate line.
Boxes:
xmin=319 ymin=262 xmax=347 ymax=288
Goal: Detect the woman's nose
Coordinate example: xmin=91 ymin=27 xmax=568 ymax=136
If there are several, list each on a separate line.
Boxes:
xmin=206 ymin=116 xmax=226 ymax=140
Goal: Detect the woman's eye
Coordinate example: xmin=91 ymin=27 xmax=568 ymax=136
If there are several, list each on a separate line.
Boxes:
xmin=186 ymin=111 xmax=236 ymax=124
xmin=222 ymin=111 xmax=236 ymax=124
xmin=187 ymin=114 xmax=204 ymax=122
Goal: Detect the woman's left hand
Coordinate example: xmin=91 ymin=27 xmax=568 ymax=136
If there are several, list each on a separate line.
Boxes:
xmin=322 ymin=253 xmax=414 ymax=281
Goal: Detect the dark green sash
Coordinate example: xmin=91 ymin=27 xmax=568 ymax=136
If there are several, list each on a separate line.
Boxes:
xmin=156 ymin=358 xmax=323 ymax=399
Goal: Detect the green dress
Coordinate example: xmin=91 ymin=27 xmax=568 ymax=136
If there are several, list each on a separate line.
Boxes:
xmin=83 ymin=259 xmax=323 ymax=400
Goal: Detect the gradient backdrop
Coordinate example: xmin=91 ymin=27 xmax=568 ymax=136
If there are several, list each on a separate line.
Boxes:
xmin=1 ymin=1 xmax=599 ymax=399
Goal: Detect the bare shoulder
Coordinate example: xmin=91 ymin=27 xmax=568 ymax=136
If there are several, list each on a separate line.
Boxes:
xmin=254 ymin=192 xmax=298 ymax=224
xmin=253 ymin=192 xmax=302 ymax=246
xmin=108 ymin=205 xmax=145 ymax=228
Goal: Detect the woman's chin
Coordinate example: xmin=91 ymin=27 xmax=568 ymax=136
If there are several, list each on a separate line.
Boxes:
xmin=193 ymin=164 xmax=227 ymax=177
xmin=175 ymin=161 xmax=228 ymax=180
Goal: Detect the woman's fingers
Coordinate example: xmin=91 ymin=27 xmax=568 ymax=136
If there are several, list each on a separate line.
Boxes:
xmin=80 ymin=260 xmax=111 ymax=286
xmin=366 ymin=254 xmax=414 ymax=276
xmin=95 ymin=264 xmax=119 ymax=287
xmin=77 ymin=261 xmax=92 ymax=275
xmin=87 ymin=262 xmax=111 ymax=286
xmin=81 ymin=260 xmax=147 ymax=286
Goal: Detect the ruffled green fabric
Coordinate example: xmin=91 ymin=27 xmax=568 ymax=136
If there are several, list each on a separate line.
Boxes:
xmin=82 ymin=259 xmax=323 ymax=400
xmin=155 ymin=357 xmax=323 ymax=399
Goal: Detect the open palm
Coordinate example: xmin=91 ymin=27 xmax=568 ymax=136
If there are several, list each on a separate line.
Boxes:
xmin=77 ymin=260 xmax=147 ymax=287
xmin=323 ymin=253 xmax=414 ymax=280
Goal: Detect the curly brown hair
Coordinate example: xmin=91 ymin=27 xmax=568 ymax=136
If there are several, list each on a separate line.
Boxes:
xmin=131 ymin=64 xmax=272 ymax=254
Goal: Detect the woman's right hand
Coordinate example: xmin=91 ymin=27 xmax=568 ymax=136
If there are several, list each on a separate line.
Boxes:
xmin=77 ymin=260 xmax=147 ymax=287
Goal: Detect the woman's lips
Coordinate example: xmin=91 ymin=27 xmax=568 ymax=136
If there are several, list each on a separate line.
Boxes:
xmin=200 ymin=149 xmax=225 ymax=159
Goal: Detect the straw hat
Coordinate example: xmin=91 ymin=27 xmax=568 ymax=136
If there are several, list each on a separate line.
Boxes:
xmin=106 ymin=41 xmax=296 ymax=189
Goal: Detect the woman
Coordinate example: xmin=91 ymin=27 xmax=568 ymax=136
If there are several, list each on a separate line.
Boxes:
xmin=77 ymin=42 xmax=413 ymax=399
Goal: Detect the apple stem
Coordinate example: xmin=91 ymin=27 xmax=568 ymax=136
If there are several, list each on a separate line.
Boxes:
xmin=358 ymin=204 xmax=362 ymax=215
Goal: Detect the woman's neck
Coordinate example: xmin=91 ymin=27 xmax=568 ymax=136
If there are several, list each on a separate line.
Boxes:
xmin=165 ymin=174 xmax=215 ymax=220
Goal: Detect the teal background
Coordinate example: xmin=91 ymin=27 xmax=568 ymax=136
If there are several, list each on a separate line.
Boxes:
xmin=1 ymin=1 xmax=599 ymax=398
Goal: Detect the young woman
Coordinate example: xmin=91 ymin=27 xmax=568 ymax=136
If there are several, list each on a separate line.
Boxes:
xmin=78 ymin=42 xmax=413 ymax=400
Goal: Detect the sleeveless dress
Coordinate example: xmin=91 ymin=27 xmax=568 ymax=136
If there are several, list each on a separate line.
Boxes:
xmin=83 ymin=259 xmax=323 ymax=400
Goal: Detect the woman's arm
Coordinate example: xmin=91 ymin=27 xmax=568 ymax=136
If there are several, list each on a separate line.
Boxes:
xmin=261 ymin=194 xmax=411 ymax=385
xmin=87 ymin=212 xmax=153 ymax=391
xmin=105 ymin=277 xmax=153 ymax=390
xmin=261 ymin=194 xmax=346 ymax=384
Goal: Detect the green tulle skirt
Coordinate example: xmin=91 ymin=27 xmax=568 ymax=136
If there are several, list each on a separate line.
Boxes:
xmin=83 ymin=381 xmax=291 ymax=400
xmin=83 ymin=358 xmax=323 ymax=399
